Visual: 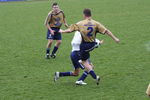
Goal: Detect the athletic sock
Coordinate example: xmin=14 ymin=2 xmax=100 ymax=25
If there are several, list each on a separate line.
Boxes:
xmin=46 ymin=48 xmax=50 ymax=54
xmin=52 ymin=46 xmax=58 ymax=55
xmin=59 ymin=72 xmax=72 ymax=77
xmin=78 ymin=71 xmax=88 ymax=81
xmin=89 ymin=70 xmax=97 ymax=79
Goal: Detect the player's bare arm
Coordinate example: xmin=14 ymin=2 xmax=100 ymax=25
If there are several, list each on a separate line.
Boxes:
xmin=104 ymin=29 xmax=120 ymax=43
xmin=146 ymin=84 xmax=150 ymax=97
xmin=60 ymin=24 xmax=78 ymax=33
xmin=63 ymin=18 xmax=69 ymax=28
xmin=44 ymin=14 xmax=54 ymax=35
xmin=59 ymin=28 xmax=72 ymax=33
xmin=46 ymin=24 xmax=55 ymax=35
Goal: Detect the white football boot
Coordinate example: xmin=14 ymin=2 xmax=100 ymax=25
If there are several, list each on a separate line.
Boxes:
xmin=75 ymin=80 xmax=87 ymax=85
xmin=54 ymin=72 xmax=59 ymax=82
xmin=96 ymin=75 xmax=100 ymax=85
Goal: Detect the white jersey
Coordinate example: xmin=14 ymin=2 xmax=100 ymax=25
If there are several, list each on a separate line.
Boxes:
xmin=71 ymin=31 xmax=82 ymax=51
xmin=71 ymin=31 xmax=101 ymax=52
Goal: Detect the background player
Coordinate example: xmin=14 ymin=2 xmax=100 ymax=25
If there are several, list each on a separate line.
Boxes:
xmin=44 ymin=2 xmax=68 ymax=59
xmin=60 ymin=8 xmax=120 ymax=85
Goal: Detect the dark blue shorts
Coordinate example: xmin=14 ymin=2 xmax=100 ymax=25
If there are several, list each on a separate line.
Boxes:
xmin=80 ymin=42 xmax=96 ymax=61
xmin=46 ymin=27 xmax=62 ymax=40
xmin=70 ymin=51 xmax=85 ymax=69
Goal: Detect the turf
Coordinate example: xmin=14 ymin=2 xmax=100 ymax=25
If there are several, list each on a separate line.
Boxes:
xmin=0 ymin=0 xmax=150 ymax=100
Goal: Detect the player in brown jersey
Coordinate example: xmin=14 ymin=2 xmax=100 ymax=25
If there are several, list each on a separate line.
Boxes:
xmin=44 ymin=2 xmax=68 ymax=59
xmin=60 ymin=8 xmax=120 ymax=85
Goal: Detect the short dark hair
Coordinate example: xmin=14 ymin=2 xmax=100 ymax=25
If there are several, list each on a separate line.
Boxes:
xmin=83 ymin=8 xmax=91 ymax=17
xmin=52 ymin=2 xmax=58 ymax=7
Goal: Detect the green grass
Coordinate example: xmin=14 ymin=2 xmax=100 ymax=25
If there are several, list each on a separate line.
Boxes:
xmin=0 ymin=0 xmax=150 ymax=100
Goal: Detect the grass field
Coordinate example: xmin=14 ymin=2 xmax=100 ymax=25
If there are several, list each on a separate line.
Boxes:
xmin=0 ymin=0 xmax=150 ymax=100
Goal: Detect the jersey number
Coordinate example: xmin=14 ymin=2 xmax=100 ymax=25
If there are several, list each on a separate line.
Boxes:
xmin=87 ymin=27 xmax=93 ymax=37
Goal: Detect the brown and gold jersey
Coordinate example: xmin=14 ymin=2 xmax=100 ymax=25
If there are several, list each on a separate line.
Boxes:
xmin=44 ymin=10 xmax=65 ymax=28
xmin=70 ymin=18 xmax=107 ymax=42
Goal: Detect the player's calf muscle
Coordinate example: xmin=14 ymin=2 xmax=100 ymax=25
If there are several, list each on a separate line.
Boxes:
xmin=72 ymin=69 xmax=79 ymax=76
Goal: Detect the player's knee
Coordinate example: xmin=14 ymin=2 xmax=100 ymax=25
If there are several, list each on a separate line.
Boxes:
xmin=48 ymin=40 xmax=53 ymax=44
xmin=56 ymin=41 xmax=62 ymax=46
xmin=47 ymin=41 xmax=52 ymax=47
xmin=83 ymin=63 xmax=93 ymax=71
xmin=57 ymin=41 xmax=62 ymax=44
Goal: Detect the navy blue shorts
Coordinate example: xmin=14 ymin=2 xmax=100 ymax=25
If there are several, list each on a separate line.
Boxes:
xmin=46 ymin=27 xmax=62 ymax=40
xmin=70 ymin=51 xmax=85 ymax=69
xmin=80 ymin=42 xmax=96 ymax=61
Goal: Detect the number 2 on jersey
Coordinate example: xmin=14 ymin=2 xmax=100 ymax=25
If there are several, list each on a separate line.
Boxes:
xmin=87 ymin=27 xmax=93 ymax=37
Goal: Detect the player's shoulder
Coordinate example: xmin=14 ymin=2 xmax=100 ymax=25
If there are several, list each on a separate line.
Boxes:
xmin=74 ymin=31 xmax=81 ymax=35
xmin=94 ymin=20 xmax=105 ymax=27
xmin=76 ymin=20 xmax=85 ymax=25
xmin=91 ymin=19 xmax=101 ymax=25
xmin=56 ymin=10 xmax=65 ymax=15
xmin=59 ymin=10 xmax=64 ymax=13
xmin=48 ymin=10 xmax=53 ymax=16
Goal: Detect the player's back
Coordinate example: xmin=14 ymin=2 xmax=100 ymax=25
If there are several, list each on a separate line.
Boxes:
xmin=76 ymin=18 xmax=106 ymax=42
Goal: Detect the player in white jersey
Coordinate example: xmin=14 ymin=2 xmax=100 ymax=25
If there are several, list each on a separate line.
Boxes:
xmin=71 ymin=31 xmax=82 ymax=51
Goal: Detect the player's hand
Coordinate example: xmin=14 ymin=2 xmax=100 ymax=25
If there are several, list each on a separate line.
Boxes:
xmin=50 ymin=30 xmax=54 ymax=35
xmin=59 ymin=29 xmax=64 ymax=33
xmin=99 ymin=40 xmax=104 ymax=44
xmin=115 ymin=38 xmax=120 ymax=43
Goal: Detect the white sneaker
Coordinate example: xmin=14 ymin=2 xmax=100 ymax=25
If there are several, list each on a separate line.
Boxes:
xmin=54 ymin=72 xmax=59 ymax=82
xmin=96 ymin=76 xmax=100 ymax=85
xmin=75 ymin=80 xmax=87 ymax=85
xmin=51 ymin=54 xmax=56 ymax=59
xmin=45 ymin=54 xmax=50 ymax=59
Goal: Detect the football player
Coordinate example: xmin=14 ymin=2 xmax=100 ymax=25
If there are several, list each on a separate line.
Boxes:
xmin=44 ymin=2 xmax=68 ymax=59
xmin=60 ymin=8 xmax=120 ymax=85
xmin=54 ymin=31 xmax=103 ymax=85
